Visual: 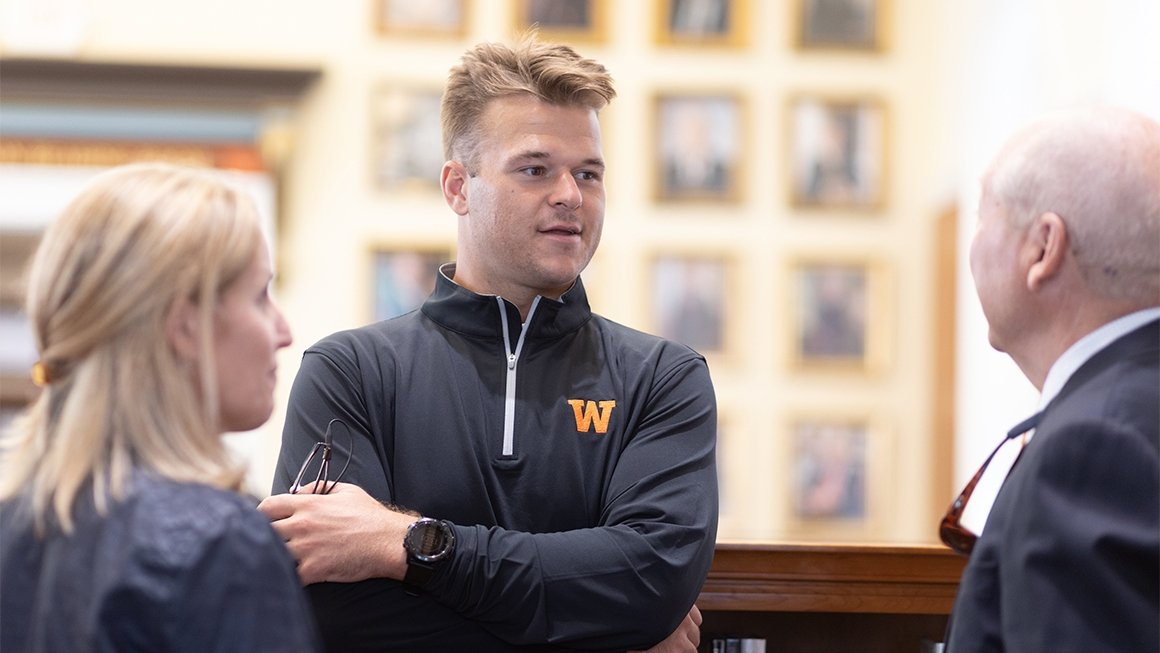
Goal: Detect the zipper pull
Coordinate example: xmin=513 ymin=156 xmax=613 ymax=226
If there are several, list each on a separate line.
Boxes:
xmin=507 ymin=353 xmax=516 ymax=370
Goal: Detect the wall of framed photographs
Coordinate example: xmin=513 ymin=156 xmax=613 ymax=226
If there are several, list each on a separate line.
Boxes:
xmin=2 ymin=0 xmax=1155 ymax=551
xmin=358 ymin=0 xmax=949 ymax=544
xmin=0 ymin=0 xmax=955 ymax=545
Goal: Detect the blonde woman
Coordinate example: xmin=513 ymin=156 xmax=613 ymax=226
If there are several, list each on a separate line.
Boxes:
xmin=0 ymin=163 xmax=319 ymax=652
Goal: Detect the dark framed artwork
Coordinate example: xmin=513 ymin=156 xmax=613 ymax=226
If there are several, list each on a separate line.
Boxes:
xmin=653 ymin=93 xmax=745 ymax=203
xmin=370 ymin=85 xmax=445 ymax=191
xmin=788 ymin=257 xmax=889 ymax=373
xmin=794 ymin=0 xmax=885 ymax=51
xmin=791 ymin=419 xmax=868 ymax=521
xmin=782 ymin=412 xmax=893 ymax=541
xmin=376 ymin=0 xmax=468 ymax=38
xmin=788 ymin=95 xmax=887 ymax=210
xmin=655 ymin=0 xmax=749 ymax=47
xmin=371 ymin=248 xmax=449 ymax=322
xmin=649 ymin=253 xmax=729 ymax=354
xmin=514 ymin=0 xmax=607 ymax=43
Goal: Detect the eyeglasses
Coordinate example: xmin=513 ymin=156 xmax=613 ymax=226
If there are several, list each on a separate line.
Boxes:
xmin=289 ymin=418 xmax=353 ymax=495
xmin=939 ymin=436 xmax=1005 ymax=556
xmin=939 ymin=412 xmax=1042 ymax=556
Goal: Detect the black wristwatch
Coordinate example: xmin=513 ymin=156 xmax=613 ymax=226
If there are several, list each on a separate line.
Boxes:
xmin=402 ymin=517 xmax=455 ymax=596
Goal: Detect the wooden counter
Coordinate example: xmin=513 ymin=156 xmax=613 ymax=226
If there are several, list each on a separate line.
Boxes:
xmin=696 ymin=542 xmax=966 ymax=652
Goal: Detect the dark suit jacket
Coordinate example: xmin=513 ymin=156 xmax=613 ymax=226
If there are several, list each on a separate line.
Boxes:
xmin=947 ymin=319 xmax=1159 ymax=652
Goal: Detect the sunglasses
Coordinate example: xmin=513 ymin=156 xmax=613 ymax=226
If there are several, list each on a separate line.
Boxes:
xmin=289 ymin=418 xmax=353 ymax=495
xmin=939 ymin=412 xmax=1042 ymax=556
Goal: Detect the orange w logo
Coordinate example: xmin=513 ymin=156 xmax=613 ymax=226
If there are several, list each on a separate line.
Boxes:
xmin=567 ymin=399 xmax=617 ymax=434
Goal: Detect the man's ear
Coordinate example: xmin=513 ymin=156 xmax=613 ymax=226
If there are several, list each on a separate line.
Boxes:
xmin=1026 ymin=211 xmax=1069 ymax=291
xmin=165 ymin=297 xmax=201 ymax=363
xmin=441 ymin=160 xmax=470 ymax=216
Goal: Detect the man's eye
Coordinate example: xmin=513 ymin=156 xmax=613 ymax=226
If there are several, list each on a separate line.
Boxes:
xmin=576 ymin=170 xmax=602 ymax=182
xmin=520 ymin=166 xmax=547 ymax=177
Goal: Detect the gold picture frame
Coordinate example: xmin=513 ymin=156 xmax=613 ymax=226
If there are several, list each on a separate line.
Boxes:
xmin=787 ymin=94 xmax=887 ymax=211
xmin=370 ymin=84 xmax=446 ymax=192
xmin=375 ymin=0 xmax=469 ymax=39
xmin=652 ymin=92 xmax=746 ymax=204
xmin=646 ymin=250 xmax=734 ymax=357
xmin=368 ymin=245 xmax=452 ymax=323
xmin=782 ymin=411 xmax=893 ymax=540
xmin=786 ymin=256 xmax=890 ymax=374
xmin=654 ymin=0 xmax=750 ymax=48
xmin=513 ymin=0 xmax=608 ymax=44
xmin=792 ymin=0 xmax=886 ymax=52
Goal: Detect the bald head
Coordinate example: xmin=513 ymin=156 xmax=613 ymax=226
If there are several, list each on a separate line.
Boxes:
xmin=985 ymin=106 xmax=1160 ymax=304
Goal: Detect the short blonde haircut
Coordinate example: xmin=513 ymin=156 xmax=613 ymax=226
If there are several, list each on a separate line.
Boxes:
xmin=0 ymin=163 xmax=264 ymax=533
xmin=441 ymin=35 xmax=617 ymax=168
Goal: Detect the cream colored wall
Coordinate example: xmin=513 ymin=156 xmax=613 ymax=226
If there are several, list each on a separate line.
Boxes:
xmin=3 ymin=0 xmax=1097 ymax=544
xmin=944 ymin=0 xmax=1160 ymax=495
xmin=1 ymin=0 xmax=952 ymax=543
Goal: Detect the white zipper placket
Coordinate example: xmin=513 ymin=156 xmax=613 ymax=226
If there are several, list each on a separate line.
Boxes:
xmin=496 ymin=296 xmax=540 ymax=456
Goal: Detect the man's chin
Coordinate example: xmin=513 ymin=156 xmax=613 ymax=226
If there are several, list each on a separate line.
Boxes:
xmin=534 ymin=263 xmax=585 ymax=289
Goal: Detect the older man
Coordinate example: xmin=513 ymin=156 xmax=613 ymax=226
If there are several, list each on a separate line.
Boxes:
xmin=946 ymin=106 xmax=1160 ymax=652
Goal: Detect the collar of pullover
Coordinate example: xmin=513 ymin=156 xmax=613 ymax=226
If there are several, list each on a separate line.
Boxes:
xmin=420 ymin=263 xmax=593 ymax=342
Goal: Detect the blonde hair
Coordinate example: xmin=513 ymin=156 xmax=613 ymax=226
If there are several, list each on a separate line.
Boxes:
xmin=0 ymin=163 xmax=264 ymax=533
xmin=441 ymin=35 xmax=617 ymax=167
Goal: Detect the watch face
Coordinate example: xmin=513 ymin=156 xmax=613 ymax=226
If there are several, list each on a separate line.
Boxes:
xmin=406 ymin=518 xmax=454 ymax=562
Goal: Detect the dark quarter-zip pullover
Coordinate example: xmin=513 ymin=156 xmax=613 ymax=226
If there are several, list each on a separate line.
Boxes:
xmin=273 ymin=265 xmax=719 ymax=652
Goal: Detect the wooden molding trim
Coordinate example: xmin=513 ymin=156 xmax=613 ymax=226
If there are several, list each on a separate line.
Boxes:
xmin=0 ymin=58 xmax=320 ymax=107
xmin=698 ymin=542 xmax=966 ymax=615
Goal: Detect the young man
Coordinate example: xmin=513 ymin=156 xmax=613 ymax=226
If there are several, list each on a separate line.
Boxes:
xmin=945 ymin=106 xmax=1159 ymax=651
xmin=260 ymin=38 xmax=718 ymax=652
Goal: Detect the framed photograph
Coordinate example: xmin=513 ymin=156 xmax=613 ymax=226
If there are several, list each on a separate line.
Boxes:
xmin=514 ymin=0 xmax=607 ymax=43
xmin=375 ymin=0 xmax=468 ymax=38
xmin=653 ymin=93 xmax=745 ymax=203
xmin=791 ymin=418 xmax=867 ymax=521
xmin=787 ymin=257 xmax=889 ymax=373
xmin=371 ymin=248 xmax=450 ymax=322
xmin=648 ymin=253 xmax=730 ymax=355
xmin=782 ymin=412 xmax=894 ymax=540
xmin=370 ymin=85 xmax=445 ymax=191
xmin=788 ymin=95 xmax=886 ymax=210
xmin=655 ymin=0 xmax=749 ymax=47
xmin=793 ymin=0 xmax=885 ymax=51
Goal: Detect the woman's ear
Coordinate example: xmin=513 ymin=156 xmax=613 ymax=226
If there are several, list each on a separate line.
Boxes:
xmin=165 ymin=297 xmax=201 ymax=363
xmin=442 ymin=160 xmax=471 ymax=216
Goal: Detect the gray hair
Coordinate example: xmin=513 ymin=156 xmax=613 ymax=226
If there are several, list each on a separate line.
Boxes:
xmin=987 ymin=106 xmax=1160 ymax=302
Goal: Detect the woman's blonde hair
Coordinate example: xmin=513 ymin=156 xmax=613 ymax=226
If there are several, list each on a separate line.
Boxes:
xmin=0 ymin=163 xmax=264 ymax=533
xmin=441 ymin=35 xmax=617 ymax=168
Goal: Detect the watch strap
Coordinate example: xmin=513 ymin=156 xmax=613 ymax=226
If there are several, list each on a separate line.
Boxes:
xmin=403 ymin=557 xmax=436 ymax=596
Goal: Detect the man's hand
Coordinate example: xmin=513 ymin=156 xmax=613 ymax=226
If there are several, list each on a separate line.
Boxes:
xmin=631 ymin=605 xmax=702 ymax=653
xmin=258 ymin=482 xmax=414 ymax=585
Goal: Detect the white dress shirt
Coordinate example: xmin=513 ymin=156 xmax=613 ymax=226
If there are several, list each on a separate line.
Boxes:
xmin=961 ymin=307 xmax=1160 ymax=535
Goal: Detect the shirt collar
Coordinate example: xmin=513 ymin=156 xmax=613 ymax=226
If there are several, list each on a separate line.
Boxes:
xmin=421 ymin=263 xmax=592 ymax=341
xmin=1038 ymin=307 xmax=1160 ymax=409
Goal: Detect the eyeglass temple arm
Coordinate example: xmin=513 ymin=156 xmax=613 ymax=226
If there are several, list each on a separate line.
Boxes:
xmin=947 ymin=410 xmax=1044 ymax=515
